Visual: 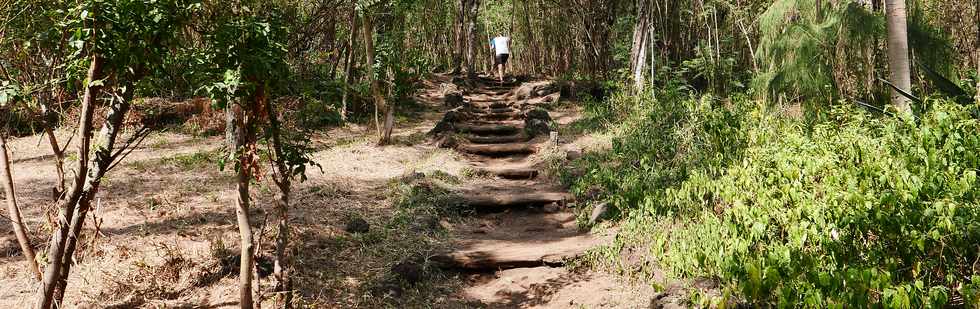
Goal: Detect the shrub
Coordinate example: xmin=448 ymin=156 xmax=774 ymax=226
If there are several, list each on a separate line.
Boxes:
xmin=572 ymin=90 xmax=980 ymax=306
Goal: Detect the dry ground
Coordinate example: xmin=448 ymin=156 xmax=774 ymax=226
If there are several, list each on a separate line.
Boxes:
xmin=0 ymin=76 xmax=656 ymax=308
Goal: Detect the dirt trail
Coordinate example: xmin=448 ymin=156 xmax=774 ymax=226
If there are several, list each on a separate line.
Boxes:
xmin=429 ymin=76 xmax=655 ymax=308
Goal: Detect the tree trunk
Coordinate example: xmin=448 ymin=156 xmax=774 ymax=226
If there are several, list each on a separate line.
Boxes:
xmin=362 ymin=14 xmax=392 ymax=145
xmin=465 ymin=0 xmax=480 ymax=80
xmin=38 ymin=99 xmax=66 ymax=198
xmin=340 ymin=12 xmax=358 ymax=123
xmin=42 ymin=128 xmax=65 ymax=199
xmin=0 ymin=134 xmax=41 ymax=280
xmin=975 ymin=1 xmax=979 ymax=103
xmin=649 ymin=21 xmax=656 ymax=92
xmin=522 ymin=0 xmax=540 ymax=73
xmin=53 ymin=73 xmax=141 ymax=305
xmin=35 ymin=55 xmax=103 ymax=309
xmin=453 ymin=0 xmax=467 ymax=74
xmin=630 ymin=0 xmax=650 ymax=92
xmin=230 ymin=100 xmax=256 ymax=309
xmin=885 ymin=0 xmax=912 ymax=115
xmin=265 ymin=83 xmax=293 ymax=309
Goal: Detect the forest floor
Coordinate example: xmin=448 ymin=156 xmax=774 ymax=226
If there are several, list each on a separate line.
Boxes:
xmin=0 ymin=75 xmax=663 ymax=308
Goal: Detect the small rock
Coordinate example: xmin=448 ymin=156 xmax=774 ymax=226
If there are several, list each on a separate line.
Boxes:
xmin=438 ymin=219 xmax=453 ymax=230
xmin=370 ymin=280 xmax=403 ymax=298
xmin=436 ymin=134 xmax=458 ymax=148
xmin=391 ymin=259 xmax=424 ymax=284
xmin=345 ymin=217 xmax=370 ymax=234
xmin=413 ymin=214 xmax=440 ymax=232
xmin=588 ymin=202 xmax=610 ymax=225
xmin=543 ymin=202 xmax=561 ymax=213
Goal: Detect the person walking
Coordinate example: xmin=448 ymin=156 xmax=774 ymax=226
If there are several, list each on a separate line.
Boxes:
xmin=489 ymin=33 xmax=510 ymax=82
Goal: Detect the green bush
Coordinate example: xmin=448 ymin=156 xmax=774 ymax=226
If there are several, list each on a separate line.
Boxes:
xmin=571 ymin=89 xmax=980 ymax=306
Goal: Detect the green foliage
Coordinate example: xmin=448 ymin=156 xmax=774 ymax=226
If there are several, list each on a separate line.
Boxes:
xmin=571 ymin=84 xmax=980 ymax=306
xmin=567 ymin=86 xmax=748 ymax=220
xmin=199 ymin=5 xmax=288 ymax=109
xmin=754 ymin=0 xmax=877 ymax=103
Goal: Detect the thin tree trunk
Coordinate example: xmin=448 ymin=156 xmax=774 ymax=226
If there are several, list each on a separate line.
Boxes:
xmin=0 ymin=134 xmax=41 ymax=280
xmin=362 ymin=14 xmax=390 ymax=145
xmin=53 ymin=72 xmax=140 ymax=305
xmin=265 ymin=95 xmax=293 ymax=309
xmin=340 ymin=12 xmax=358 ymax=123
xmin=885 ymin=0 xmax=913 ymax=115
xmin=230 ymin=99 xmax=255 ymax=309
xmin=465 ymin=0 xmax=480 ymax=80
xmin=42 ymin=128 xmax=65 ymax=198
xmin=975 ymin=1 xmax=979 ymax=103
xmin=35 ymin=55 xmax=103 ymax=309
xmin=630 ymin=0 xmax=650 ymax=92
xmin=453 ymin=0 xmax=467 ymax=74
xmin=38 ymin=100 xmax=66 ymax=198
xmin=522 ymin=0 xmax=539 ymax=73
xmin=649 ymin=21 xmax=656 ymax=92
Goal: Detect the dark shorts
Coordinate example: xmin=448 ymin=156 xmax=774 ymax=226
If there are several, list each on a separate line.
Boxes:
xmin=495 ymin=53 xmax=509 ymax=65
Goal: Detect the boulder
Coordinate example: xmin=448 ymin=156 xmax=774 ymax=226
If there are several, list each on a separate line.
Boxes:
xmin=525 ymin=108 xmax=552 ymax=122
xmin=524 ymin=118 xmax=551 ymax=137
xmin=428 ymin=110 xmax=463 ymax=136
xmin=444 ymin=93 xmax=464 ymax=107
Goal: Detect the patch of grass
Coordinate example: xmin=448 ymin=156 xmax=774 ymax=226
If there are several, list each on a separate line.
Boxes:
xmin=129 ymin=149 xmax=221 ymax=172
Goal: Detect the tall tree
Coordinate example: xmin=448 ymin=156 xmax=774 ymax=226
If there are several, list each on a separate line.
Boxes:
xmin=885 ymin=0 xmax=912 ymax=114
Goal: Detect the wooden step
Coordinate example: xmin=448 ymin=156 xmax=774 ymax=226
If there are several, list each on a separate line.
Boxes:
xmin=464 ymin=119 xmax=523 ymax=126
xmin=464 ymin=133 xmax=529 ymax=144
xmin=433 ymin=233 xmax=599 ymax=270
xmin=475 ymin=167 xmax=538 ymax=179
xmin=455 ymin=124 xmax=522 ymax=135
xmin=457 ymin=143 xmax=536 ymax=156
xmin=459 ymin=191 xmax=570 ymax=208
xmin=467 ymin=111 xmax=521 ymax=120
xmin=465 ymin=107 xmax=518 ymax=115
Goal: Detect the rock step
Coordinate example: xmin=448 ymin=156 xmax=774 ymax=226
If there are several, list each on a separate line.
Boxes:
xmin=457 ymin=142 xmax=536 ymax=156
xmin=475 ymin=167 xmax=538 ymax=179
xmin=432 ymin=234 xmax=599 ymax=270
xmin=455 ymin=124 xmax=523 ymax=135
xmin=459 ymin=191 xmax=570 ymax=209
xmin=464 ymin=133 xmax=529 ymax=144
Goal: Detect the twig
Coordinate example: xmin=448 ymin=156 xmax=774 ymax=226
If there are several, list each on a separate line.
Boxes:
xmin=104 ymin=126 xmax=152 ymax=173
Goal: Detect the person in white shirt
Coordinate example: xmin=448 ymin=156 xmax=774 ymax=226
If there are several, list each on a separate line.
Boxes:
xmin=489 ymin=34 xmax=510 ymax=82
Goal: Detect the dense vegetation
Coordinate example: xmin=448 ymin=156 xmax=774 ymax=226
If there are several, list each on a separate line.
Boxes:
xmin=0 ymin=0 xmax=977 ymax=307
xmin=562 ymin=0 xmax=980 ymax=306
